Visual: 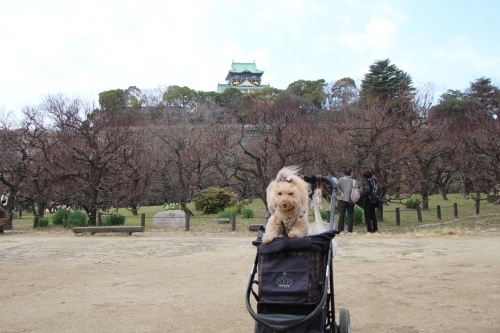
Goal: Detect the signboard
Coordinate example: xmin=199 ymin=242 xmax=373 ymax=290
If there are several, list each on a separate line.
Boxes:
xmin=212 ymin=218 xmax=230 ymax=222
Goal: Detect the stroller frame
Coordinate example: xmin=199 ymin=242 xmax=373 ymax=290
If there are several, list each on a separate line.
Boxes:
xmin=245 ymin=174 xmax=351 ymax=333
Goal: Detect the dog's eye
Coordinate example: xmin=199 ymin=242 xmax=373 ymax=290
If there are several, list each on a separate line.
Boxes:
xmin=288 ymin=192 xmax=293 ymax=196
xmin=277 ymin=192 xmax=282 ymax=196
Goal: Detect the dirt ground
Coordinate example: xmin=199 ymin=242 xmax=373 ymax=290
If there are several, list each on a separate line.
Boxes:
xmin=1 ymin=229 xmax=499 ymax=333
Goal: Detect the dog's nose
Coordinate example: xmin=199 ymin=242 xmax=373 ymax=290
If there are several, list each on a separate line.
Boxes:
xmin=282 ymin=203 xmax=287 ymax=208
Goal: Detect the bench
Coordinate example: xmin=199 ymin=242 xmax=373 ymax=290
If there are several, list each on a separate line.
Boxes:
xmin=0 ymin=223 xmax=13 ymax=234
xmin=72 ymin=226 xmax=145 ymax=236
xmin=249 ymin=224 xmax=263 ymax=231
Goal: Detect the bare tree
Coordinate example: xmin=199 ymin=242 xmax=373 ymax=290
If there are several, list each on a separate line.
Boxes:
xmin=39 ymin=94 xmax=145 ymax=224
xmin=218 ymin=93 xmax=317 ymax=208
xmin=336 ymin=101 xmax=414 ymax=221
xmin=401 ymin=116 xmax=452 ymax=209
xmin=146 ymin=117 xmax=219 ymax=215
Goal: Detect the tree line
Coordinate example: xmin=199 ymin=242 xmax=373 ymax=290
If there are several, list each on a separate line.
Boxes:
xmin=1 ymin=59 xmax=498 ymax=223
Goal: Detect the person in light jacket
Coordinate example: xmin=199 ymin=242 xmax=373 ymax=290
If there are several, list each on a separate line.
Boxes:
xmin=337 ymin=168 xmax=356 ymax=233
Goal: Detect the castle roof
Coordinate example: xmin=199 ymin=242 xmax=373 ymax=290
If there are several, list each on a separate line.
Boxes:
xmin=227 ymin=62 xmax=264 ymax=75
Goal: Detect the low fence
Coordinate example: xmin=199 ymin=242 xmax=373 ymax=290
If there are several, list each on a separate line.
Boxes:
xmin=32 ymin=212 xmax=241 ymax=231
xmin=29 ymin=200 xmax=495 ymax=231
xmin=384 ymin=200 xmax=490 ymax=227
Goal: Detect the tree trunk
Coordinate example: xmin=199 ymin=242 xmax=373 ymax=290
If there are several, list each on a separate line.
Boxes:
xmin=376 ymin=202 xmax=384 ymax=222
xmin=422 ymin=192 xmax=429 ymax=210
xmin=131 ymin=204 xmax=138 ymax=216
xmin=87 ymin=207 xmax=97 ymax=225
xmin=181 ymin=201 xmax=195 ymax=216
xmin=441 ymin=190 xmax=448 ymax=201
xmin=37 ymin=202 xmax=47 ymax=217
xmin=420 ymin=181 xmax=430 ymax=210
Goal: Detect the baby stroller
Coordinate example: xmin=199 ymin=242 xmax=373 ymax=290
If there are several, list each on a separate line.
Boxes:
xmin=245 ymin=174 xmax=352 ymax=333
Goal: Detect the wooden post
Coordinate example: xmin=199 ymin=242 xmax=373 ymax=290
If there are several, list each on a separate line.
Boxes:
xmin=19 ymin=206 xmax=22 ymax=217
xmin=475 ymin=197 xmax=480 ymax=215
xmin=416 ymin=207 xmax=422 ymax=222
xmin=33 ymin=215 xmax=38 ymax=229
xmin=395 ymin=208 xmax=401 ymax=226
xmin=231 ymin=213 xmax=236 ymax=231
xmin=63 ymin=213 xmax=67 ymax=228
xmin=141 ymin=213 xmax=145 ymax=227
xmin=454 ymin=203 xmax=458 ymax=218
xmin=9 ymin=213 xmax=12 ymax=224
xmin=97 ymin=212 xmax=102 ymax=226
xmin=437 ymin=205 xmax=441 ymax=220
xmin=185 ymin=212 xmax=190 ymax=231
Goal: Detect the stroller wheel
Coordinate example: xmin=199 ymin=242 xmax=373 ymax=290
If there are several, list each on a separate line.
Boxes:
xmin=339 ymin=308 xmax=351 ymax=333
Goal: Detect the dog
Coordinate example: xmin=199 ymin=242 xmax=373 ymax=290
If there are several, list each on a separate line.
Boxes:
xmin=262 ymin=166 xmax=310 ymax=244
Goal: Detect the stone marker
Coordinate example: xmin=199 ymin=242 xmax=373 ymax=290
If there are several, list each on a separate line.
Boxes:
xmin=151 ymin=210 xmax=185 ymax=228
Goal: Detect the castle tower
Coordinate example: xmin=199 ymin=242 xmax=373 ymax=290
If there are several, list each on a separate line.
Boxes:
xmin=217 ymin=61 xmax=270 ymax=93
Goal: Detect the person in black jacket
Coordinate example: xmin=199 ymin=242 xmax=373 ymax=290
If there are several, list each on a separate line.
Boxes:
xmin=358 ymin=170 xmax=378 ymax=233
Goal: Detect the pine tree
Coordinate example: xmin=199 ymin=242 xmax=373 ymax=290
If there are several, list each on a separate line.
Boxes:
xmin=360 ymin=59 xmax=415 ymax=115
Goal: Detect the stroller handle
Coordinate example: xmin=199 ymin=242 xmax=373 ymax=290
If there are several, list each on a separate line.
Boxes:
xmin=300 ymin=174 xmax=338 ymax=230
xmin=300 ymin=174 xmax=336 ymax=189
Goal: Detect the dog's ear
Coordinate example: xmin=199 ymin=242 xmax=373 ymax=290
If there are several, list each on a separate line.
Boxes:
xmin=275 ymin=166 xmax=301 ymax=181
xmin=295 ymin=177 xmax=311 ymax=206
xmin=266 ymin=181 xmax=277 ymax=209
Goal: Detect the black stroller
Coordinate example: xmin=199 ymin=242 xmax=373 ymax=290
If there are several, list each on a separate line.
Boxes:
xmin=245 ymin=174 xmax=352 ymax=333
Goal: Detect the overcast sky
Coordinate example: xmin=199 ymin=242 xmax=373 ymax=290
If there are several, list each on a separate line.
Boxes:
xmin=1 ymin=0 xmax=499 ymax=115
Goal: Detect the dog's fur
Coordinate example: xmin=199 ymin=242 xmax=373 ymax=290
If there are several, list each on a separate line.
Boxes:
xmin=262 ymin=166 xmax=310 ymax=244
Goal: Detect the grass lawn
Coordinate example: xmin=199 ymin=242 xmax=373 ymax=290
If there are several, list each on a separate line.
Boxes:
xmin=7 ymin=193 xmax=500 ymax=235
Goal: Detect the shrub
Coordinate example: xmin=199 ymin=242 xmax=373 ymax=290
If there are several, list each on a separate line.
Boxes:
xmin=37 ymin=217 xmax=49 ymax=227
xmin=344 ymin=206 xmax=364 ymax=225
xmin=403 ymin=196 xmax=422 ymax=209
xmin=66 ymin=210 xmax=88 ymax=228
xmin=194 ymin=187 xmax=237 ymax=214
xmin=102 ymin=213 xmax=126 ymax=226
xmin=164 ymin=203 xmax=181 ymax=211
xmin=486 ymin=195 xmax=498 ymax=204
xmin=235 ymin=199 xmax=251 ymax=214
xmin=320 ymin=209 xmax=328 ymax=220
xmin=52 ymin=207 xmax=72 ymax=225
xmin=217 ymin=207 xmax=237 ymax=223
xmin=241 ymin=207 xmax=254 ymax=218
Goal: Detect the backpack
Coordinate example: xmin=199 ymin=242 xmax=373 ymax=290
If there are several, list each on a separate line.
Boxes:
xmin=350 ymin=179 xmax=360 ymax=204
xmin=368 ymin=179 xmax=382 ymax=203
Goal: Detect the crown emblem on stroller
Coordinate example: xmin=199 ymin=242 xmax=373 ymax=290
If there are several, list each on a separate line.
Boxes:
xmin=276 ymin=271 xmax=293 ymax=288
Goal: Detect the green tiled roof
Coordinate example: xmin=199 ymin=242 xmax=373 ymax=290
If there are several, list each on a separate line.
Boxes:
xmin=217 ymin=83 xmax=270 ymax=94
xmin=228 ymin=62 xmax=264 ymax=74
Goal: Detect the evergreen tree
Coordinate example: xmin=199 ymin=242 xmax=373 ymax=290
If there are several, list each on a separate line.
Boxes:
xmin=330 ymin=77 xmax=358 ymax=110
xmin=286 ymin=79 xmax=327 ymax=109
xmin=98 ymin=89 xmax=127 ymax=111
xmin=467 ymin=77 xmax=500 ymax=118
xmin=360 ymin=59 xmax=415 ymax=114
xmin=432 ymin=89 xmax=471 ymax=119
xmin=433 ymin=77 xmax=499 ymax=120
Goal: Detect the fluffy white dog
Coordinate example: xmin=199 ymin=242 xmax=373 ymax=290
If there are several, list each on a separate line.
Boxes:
xmin=262 ymin=166 xmax=310 ymax=244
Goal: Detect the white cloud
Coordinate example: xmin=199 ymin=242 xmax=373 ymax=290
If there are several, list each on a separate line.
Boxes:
xmin=312 ymin=35 xmax=336 ymax=53
xmin=1 ymin=0 xmax=499 ymax=115
xmin=434 ymin=36 xmax=500 ymax=73
xmin=435 ymin=36 xmax=477 ymax=61
xmin=338 ymin=17 xmax=397 ymax=55
xmin=374 ymin=2 xmax=410 ymax=23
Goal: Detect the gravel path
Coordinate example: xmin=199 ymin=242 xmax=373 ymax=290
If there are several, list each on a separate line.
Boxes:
xmin=1 ymin=231 xmax=499 ymax=333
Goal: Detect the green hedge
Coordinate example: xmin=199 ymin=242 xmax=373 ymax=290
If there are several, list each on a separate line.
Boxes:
xmin=102 ymin=213 xmax=126 ymax=226
xmin=66 ymin=210 xmax=88 ymax=228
